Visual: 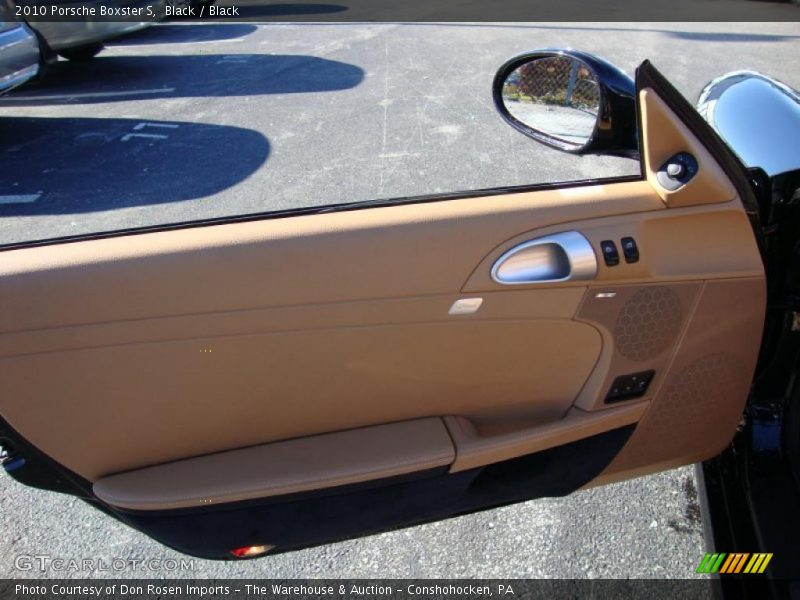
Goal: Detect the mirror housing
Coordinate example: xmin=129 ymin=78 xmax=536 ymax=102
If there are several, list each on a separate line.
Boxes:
xmin=493 ymin=49 xmax=639 ymax=158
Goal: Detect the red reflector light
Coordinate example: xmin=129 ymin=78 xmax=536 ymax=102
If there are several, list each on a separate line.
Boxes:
xmin=230 ymin=544 xmax=272 ymax=558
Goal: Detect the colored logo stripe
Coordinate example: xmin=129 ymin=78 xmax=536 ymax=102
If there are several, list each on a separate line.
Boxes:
xmin=697 ymin=553 xmax=726 ymax=574
xmin=750 ymin=553 xmax=773 ymax=574
xmin=697 ymin=553 xmax=773 ymax=574
xmin=719 ymin=554 xmax=736 ymax=573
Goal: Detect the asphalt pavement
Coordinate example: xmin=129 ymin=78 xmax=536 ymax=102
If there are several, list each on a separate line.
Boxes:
xmin=0 ymin=465 xmax=705 ymax=578
xmin=1 ymin=21 xmax=799 ymax=579
xmin=2 ymin=21 xmax=797 ymax=246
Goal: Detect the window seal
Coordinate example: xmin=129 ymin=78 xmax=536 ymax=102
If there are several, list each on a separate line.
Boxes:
xmin=0 ymin=174 xmax=643 ymax=252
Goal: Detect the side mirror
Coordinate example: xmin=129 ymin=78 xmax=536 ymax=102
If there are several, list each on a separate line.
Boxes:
xmin=493 ymin=49 xmax=639 ymax=158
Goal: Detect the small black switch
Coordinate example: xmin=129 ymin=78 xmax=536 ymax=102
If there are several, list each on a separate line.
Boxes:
xmin=605 ymin=370 xmax=655 ymax=403
xmin=620 ymin=237 xmax=639 ymax=263
xmin=600 ymin=240 xmax=619 ymax=266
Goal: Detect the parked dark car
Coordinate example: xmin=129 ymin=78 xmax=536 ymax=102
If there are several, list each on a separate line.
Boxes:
xmin=0 ymin=0 xmax=38 ymax=92
xmin=13 ymin=0 xmax=165 ymax=61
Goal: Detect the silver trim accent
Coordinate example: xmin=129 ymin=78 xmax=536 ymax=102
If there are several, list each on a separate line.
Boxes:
xmin=448 ymin=298 xmax=483 ymax=315
xmin=491 ymin=231 xmax=598 ymax=285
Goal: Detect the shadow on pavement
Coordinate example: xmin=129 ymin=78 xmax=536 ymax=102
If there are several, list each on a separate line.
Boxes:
xmin=0 ymin=54 xmax=364 ymax=105
xmin=667 ymin=31 xmax=800 ymax=42
xmin=109 ymin=24 xmax=260 ymax=45
xmin=0 ymin=117 xmax=269 ymax=214
xmin=398 ymin=23 xmax=800 ymax=43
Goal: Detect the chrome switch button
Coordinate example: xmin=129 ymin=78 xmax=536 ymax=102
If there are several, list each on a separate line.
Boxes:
xmin=657 ymin=151 xmax=698 ymax=191
xmin=666 ymin=162 xmax=686 ymax=179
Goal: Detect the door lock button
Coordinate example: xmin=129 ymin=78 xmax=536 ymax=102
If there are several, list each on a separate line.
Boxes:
xmin=620 ymin=237 xmax=639 ymax=263
xmin=600 ymin=240 xmax=619 ymax=267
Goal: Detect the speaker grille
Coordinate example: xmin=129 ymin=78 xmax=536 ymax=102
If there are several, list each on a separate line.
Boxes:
xmin=614 ymin=286 xmax=682 ymax=361
xmin=605 ymin=353 xmax=741 ymax=473
xmin=650 ymin=353 xmax=739 ymax=440
xmin=635 ymin=353 xmax=741 ymax=465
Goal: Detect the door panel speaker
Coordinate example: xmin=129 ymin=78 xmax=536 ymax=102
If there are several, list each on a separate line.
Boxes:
xmin=575 ymin=282 xmax=700 ymax=411
xmin=613 ymin=286 xmax=682 ymax=361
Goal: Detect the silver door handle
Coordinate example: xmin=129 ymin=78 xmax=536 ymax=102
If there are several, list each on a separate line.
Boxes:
xmin=491 ymin=231 xmax=597 ymax=285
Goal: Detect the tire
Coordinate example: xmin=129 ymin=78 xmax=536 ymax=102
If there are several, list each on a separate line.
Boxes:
xmin=58 ymin=43 xmax=104 ymax=62
xmin=23 ymin=26 xmax=56 ymax=82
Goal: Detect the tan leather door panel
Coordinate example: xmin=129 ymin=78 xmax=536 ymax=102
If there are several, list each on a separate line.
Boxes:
xmin=594 ymin=277 xmax=766 ymax=485
xmin=93 ymin=418 xmax=457 ymax=511
xmin=0 ymin=318 xmax=600 ymax=480
xmin=0 ymin=182 xmax=660 ymax=485
xmin=0 ymin=72 xmax=765 ymax=507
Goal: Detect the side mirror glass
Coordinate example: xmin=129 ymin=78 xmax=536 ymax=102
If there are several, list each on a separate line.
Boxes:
xmin=501 ymin=56 xmax=600 ymax=150
xmin=493 ymin=49 xmax=639 ymax=158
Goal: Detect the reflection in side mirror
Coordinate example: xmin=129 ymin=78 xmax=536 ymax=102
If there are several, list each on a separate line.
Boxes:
xmin=493 ymin=49 xmax=639 ymax=158
xmin=502 ymin=56 xmax=600 ymax=149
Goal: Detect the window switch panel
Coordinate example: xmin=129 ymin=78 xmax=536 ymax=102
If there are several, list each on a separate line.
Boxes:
xmin=605 ymin=370 xmax=655 ymax=403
